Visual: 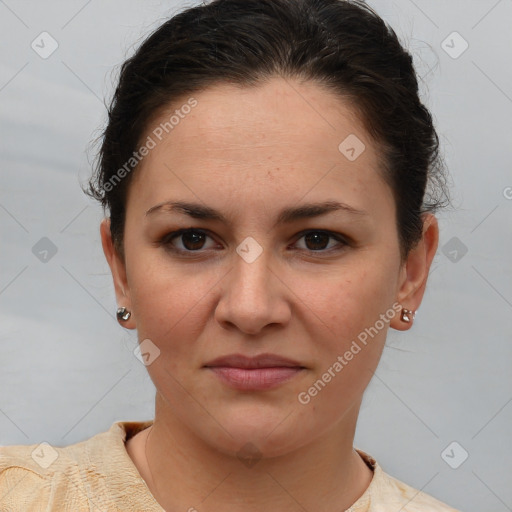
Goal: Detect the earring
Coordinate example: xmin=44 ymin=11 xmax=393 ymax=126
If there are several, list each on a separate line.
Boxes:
xmin=116 ymin=307 xmax=131 ymax=323
xmin=400 ymin=307 xmax=415 ymax=323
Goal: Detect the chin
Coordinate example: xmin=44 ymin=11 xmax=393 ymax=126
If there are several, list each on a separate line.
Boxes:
xmin=195 ymin=406 xmax=311 ymax=460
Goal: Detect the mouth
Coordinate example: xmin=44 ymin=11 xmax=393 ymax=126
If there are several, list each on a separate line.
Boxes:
xmin=203 ymin=353 xmax=306 ymax=391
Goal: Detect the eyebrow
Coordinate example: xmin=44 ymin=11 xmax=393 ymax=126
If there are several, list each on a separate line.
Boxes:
xmin=145 ymin=200 xmax=368 ymax=225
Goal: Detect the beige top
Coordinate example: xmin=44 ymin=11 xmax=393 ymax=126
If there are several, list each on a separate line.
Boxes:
xmin=0 ymin=420 xmax=461 ymax=511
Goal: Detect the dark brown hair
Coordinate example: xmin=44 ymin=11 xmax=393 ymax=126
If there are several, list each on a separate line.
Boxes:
xmin=83 ymin=0 xmax=450 ymax=263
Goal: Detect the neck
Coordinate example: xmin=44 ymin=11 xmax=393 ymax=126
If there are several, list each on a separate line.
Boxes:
xmin=131 ymin=392 xmax=373 ymax=512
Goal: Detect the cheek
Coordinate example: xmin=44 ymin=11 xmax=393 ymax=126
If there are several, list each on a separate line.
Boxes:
xmin=126 ymin=247 xmax=217 ymax=348
xmin=305 ymin=259 xmax=397 ymax=345
xmin=127 ymin=248 xmax=231 ymax=374
xmin=293 ymin=267 xmax=395 ymax=420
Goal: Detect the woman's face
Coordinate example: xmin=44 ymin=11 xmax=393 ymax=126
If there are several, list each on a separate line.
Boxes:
xmin=102 ymin=77 xmax=433 ymax=457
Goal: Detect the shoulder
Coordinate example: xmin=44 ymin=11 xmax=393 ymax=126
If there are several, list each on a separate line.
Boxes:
xmin=355 ymin=448 xmax=462 ymax=512
xmin=0 ymin=441 xmax=59 ymax=510
xmin=377 ymin=470 xmax=462 ymax=511
xmin=0 ymin=420 xmax=153 ymax=511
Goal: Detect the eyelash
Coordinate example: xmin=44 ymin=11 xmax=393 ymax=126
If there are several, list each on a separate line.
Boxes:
xmin=158 ymin=228 xmax=350 ymax=257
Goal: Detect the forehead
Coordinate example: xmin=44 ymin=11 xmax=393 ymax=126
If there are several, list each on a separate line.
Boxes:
xmin=128 ymin=77 xmax=393 ymax=220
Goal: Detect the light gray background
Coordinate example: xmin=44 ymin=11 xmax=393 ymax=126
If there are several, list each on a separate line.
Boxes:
xmin=1 ymin=1 xmax=511 ymax=511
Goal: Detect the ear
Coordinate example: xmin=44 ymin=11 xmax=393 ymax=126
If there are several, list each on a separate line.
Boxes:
xmin=390 ymin=213 xmax=439 ymax=331
xmin=100 ymin=217 xmax=136 ymax=329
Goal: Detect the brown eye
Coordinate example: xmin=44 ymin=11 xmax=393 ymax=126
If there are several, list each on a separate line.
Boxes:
xmin=294 ymin=230 xmax=347 ymax=252
xmin=162 ymin=229 xmax=216 ymax=253
xmin=303 ymin=232 xmax=330 ymax=251
xmin=179 ymin=231 xmax=207 ymax=250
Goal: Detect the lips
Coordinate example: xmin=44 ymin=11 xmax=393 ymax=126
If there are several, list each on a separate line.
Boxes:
xmin=204 ymin=353 xmax=305 ymax=369
xmin=204 ymin=353 xmax=306 ymax=391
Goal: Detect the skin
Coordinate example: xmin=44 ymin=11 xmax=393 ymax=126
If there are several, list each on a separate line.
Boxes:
xmin=100 ymin=76 xmax=439 ymax=511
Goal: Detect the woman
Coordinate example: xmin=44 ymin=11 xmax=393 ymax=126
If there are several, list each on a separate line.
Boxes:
xmin=0 ymin=0 xmax=461 ymax=510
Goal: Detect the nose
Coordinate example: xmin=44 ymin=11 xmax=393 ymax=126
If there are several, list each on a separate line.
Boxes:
xmin=214 ymin=244 xmax=291 ymax=336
